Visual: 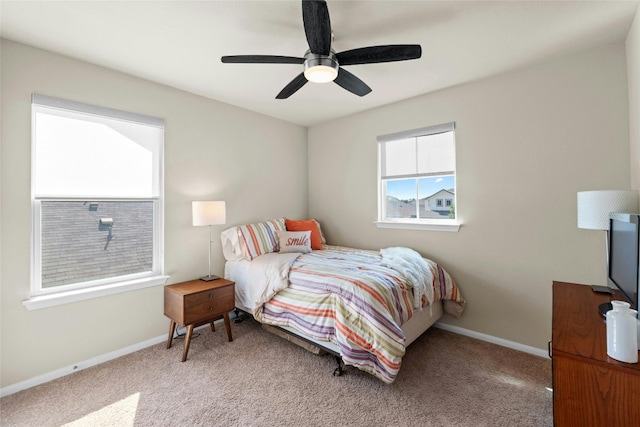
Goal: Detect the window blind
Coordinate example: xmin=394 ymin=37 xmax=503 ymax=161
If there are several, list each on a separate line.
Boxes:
xmin=32 ymin=94 xmax=164 ymax=199
xmin=378 ymin=122 xmax=455 ymax=180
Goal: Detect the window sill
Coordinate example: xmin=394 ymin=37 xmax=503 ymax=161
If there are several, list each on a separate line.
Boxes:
xmin=23 ymin=275 xmax=170 ymax=310
xmin=374 ymin=221 xmax=461 ymax=232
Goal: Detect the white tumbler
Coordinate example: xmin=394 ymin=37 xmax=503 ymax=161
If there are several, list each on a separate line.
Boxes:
xmin=606 ymin=301 xmax=638 ymax=363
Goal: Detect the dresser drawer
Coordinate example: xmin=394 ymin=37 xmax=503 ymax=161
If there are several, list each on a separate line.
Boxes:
xmin=184 ymin=283 xmax=234 ymax=307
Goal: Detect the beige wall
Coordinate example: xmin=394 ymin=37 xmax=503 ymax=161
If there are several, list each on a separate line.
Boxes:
xmin=308 ymin=43 xmax=631 ymax=350
xmin=628 ymin=5 xmax=640 ymax=190
xmin=0 ymin=40 xmax=308 ymax=388
xmin=0 ymin=35 xmax=634 ymax=390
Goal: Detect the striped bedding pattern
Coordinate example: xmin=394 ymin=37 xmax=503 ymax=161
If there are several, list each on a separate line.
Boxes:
xmin=236 ymin=218 xmax=286 ymax=260
xmin=254 ymin=245 xmax=464 ymax=383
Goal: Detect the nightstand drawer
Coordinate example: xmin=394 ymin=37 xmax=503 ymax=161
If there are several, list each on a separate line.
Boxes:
xmin=184 ymin=283 xmax=234 ymax=306
xmin=184 ymin=299 xmax=231 ymax=324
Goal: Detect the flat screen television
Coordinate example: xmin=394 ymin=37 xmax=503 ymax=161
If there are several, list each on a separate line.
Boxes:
xmin=605 ymin=213 xmax=640 ymax=312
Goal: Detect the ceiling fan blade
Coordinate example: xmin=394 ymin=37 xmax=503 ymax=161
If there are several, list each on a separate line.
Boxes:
xmin=302 ymin=0 xmax=332 ymax=55
xmin=221 ymin=55 xmax=305 ymax=64
xmin=336 ymin=45 xmax=422 ymax=66
xmin=276 ymin=73 xmax=309 ymax=99
xmin=334 ymin=68 xmax=371 ymax=97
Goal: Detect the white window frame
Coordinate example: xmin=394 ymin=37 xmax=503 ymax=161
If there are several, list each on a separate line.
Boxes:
xmin=24 ymin=95 xmax=168 ymax=310
xmin=375 ymin=122 xmax=460 ymax=232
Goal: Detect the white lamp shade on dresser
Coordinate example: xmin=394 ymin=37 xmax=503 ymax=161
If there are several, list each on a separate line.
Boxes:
xmin=577 ymin=190 xmax=639 ymax=230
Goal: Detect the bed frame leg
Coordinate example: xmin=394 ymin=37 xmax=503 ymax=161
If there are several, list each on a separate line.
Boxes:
xmin=233 ymin=308 xmax=251 ymax=324
xmin=333 ymin=355 xmax=344 ymax=377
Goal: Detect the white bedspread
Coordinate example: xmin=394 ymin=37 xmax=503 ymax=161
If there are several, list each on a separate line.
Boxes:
xmin=380 ymin=247 xmax=434 ymax=309
xmin=243 ymin=252 xmax=301 ymax=315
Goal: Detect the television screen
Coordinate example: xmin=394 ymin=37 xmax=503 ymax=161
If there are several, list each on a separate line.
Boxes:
xmin=608 ymin=213 xmax=640 ymax=310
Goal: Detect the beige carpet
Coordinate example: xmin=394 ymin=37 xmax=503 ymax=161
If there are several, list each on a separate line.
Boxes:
xmin=0 ymin=319 xmax=552 ymax=426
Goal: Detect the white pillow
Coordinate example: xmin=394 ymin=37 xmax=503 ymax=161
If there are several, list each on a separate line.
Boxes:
xmin=220 ymin=226 xmax=243 ymax=261
xmin=277 ymin=230 xmax=312 ymax=254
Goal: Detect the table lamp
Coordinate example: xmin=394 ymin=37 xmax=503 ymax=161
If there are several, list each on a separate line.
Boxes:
xmin=192 ymin=201 xmax=226 ymax=281
xmin=577 ymin=190 xmax=639 ymax=265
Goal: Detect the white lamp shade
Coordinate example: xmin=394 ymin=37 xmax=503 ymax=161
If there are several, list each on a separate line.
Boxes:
xmin=577 ymin=190 xmax=639 ymax=230
xmin=192 ymin=201 xmax=226 ymax=226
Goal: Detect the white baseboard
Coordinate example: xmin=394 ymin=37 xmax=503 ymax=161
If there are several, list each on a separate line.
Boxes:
xmin=0 ymin=321 xmax=220 ymax=398
xmin=434 ymin=322 xmax=549 ymax=359
xmin=0 ymin=334 xmax=166 ymax=398
xmin=1 ymin=318 xmax=547 ymax=397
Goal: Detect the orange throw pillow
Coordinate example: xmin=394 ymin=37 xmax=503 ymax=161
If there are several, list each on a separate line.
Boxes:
xmin=285 ymin=219 xmax=323 ymax=250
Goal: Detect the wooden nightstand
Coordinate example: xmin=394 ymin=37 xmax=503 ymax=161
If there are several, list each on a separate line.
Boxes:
xmin=164 ymin=278 xmax=235 ymax=361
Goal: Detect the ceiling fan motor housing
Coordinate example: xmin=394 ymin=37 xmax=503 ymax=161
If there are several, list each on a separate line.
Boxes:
xmin=304 ymin=50 xmax=339 ymax=83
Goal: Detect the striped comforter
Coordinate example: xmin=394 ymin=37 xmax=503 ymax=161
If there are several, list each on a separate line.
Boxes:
xmin=253 ymin=246 xmax=465 ymax=383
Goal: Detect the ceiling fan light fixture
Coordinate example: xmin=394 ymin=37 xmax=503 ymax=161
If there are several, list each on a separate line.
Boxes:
xmin=304 ymin=65 xmax=338 ymax=83
xmin=304 ymin=51 xmax=338 ymax=83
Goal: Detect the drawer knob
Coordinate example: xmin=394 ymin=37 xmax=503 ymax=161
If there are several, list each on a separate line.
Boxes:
xmin=210 ymin=307 xmax=213 ymax=311
xmin=209 ymin=294 xmax=213 ymax=298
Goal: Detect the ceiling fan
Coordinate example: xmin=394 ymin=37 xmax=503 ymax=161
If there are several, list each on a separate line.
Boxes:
xmin=221 ymin=0 xmax=422 ymax=99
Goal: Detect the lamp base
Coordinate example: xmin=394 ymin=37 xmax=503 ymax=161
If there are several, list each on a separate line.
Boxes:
xmin=199 ymin=274 xmax=220 ymax=282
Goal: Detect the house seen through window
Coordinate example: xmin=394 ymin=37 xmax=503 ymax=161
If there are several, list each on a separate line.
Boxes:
xmin=377 ymin=122 xmax=457 ymax=230
xmin=28 ymin=95 xmax=166 ymax=307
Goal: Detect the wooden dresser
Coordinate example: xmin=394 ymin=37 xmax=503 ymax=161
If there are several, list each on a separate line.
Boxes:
xmin=551 ymin=281 xmax=640 ymax=426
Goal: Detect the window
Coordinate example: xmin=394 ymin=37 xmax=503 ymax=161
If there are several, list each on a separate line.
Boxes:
xmin=376 ymin=122 xmax=459 ymax=231
xmin=25 ymin=95 xmax=167 ymax=310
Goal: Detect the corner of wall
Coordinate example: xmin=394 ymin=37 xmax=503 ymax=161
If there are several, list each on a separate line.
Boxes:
xmin=626 ymin=4 xmax=640 ymax=190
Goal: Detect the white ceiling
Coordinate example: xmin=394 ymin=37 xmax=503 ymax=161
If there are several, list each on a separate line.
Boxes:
xmin=1 ymin=1 xmax=638 ymax=127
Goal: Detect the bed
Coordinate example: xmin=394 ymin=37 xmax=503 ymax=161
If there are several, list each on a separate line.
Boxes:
xmin=221 ymin=218 xmax=465 ymax=383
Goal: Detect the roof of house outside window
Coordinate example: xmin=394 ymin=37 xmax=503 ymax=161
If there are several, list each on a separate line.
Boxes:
xmin=41 ymin=201 xmax=153 ymax=287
